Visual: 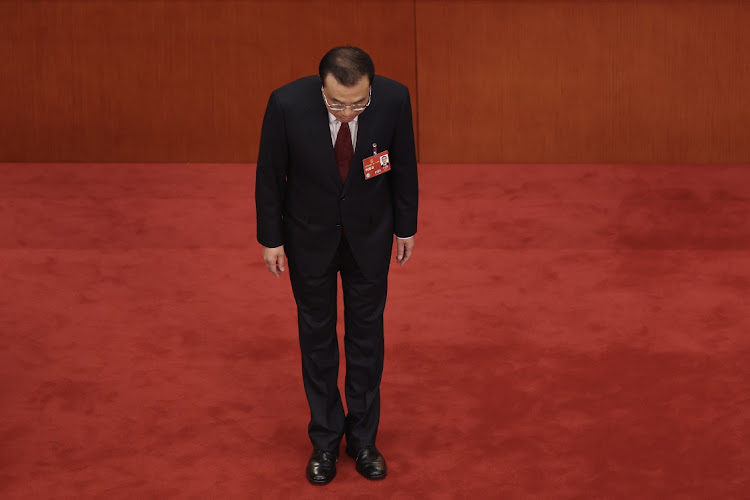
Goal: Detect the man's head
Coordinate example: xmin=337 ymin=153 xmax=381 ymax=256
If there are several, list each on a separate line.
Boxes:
xmin=319 ymin=46 xmax=374 ymax=123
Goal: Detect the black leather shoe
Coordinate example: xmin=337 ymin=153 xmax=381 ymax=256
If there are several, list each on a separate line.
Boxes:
xmin=306 ymin=449 xmax=337 ymax=485
xmin=346 ymin=445 xmax=387 ymax=480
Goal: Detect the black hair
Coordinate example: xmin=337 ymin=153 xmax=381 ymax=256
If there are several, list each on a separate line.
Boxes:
xmin=319 ymin=46 xmax=375 ymax=87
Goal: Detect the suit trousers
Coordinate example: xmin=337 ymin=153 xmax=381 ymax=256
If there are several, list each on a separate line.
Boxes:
xmin=289 ymin=234 xmax=388 ymax=452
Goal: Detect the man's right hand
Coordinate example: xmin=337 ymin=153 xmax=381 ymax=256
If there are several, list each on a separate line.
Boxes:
xmin=262 ymin=245 xmax=286 ymax=278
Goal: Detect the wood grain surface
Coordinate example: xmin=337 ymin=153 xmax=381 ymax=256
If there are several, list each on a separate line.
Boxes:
xmin=0 ymin=0 xmax=417 ymax=162
xmin=2 ymin=1 xmax=749 ymax=163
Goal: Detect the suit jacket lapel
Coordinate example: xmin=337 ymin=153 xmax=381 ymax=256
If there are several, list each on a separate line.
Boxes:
xmin=310 ymin=102 xmax=341 ymax=188
xmin=343 ymin=107 xmax=374 ymax=195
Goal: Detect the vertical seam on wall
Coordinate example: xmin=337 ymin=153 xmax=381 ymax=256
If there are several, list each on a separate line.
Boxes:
xmin=413 ymin=0 xmax=421 ymax=163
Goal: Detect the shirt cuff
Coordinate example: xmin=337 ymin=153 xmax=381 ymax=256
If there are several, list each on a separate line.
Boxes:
xmin=396 ymin=234 xmax=415 ymax=240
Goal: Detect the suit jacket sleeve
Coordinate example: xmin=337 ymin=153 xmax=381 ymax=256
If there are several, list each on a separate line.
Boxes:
xmin=255 ymin=91 xmax=288 ymax=248
xmin=390 ymin=88 xmax=419 ymax=238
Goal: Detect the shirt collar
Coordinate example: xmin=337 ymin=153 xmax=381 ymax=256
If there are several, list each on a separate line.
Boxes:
xmin=328 ymin=111 xmax=359 ymax=126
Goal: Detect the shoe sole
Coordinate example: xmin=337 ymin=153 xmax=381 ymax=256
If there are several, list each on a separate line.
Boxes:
xmin=362 ymin=472 xmax=387 ymax=481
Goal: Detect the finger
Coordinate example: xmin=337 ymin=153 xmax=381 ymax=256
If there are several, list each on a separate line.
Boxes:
xmin=265 ymin=259 xmax=279 ymax=278
xmin=277 ymin=254 xmax=285 ymax=273
xmin=401 ymin=244 xmax=414 ymax=265
xmin=396 ymin=239 xmax=405 ymax=263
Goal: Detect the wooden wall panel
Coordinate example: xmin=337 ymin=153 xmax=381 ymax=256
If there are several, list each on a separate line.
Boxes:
xmin=415 ymin=0 xmax=750 ymax=163
xmin=5 ymin=1 xmax=750 ymax=164
xmin=0 ymin=0 xmax=417 ymax=162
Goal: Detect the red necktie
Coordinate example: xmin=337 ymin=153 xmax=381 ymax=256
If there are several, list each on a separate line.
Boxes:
xmin=334 ymin=122 xmax=353 ymax=183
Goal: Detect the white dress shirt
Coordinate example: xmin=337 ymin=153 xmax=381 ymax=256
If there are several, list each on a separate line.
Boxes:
xmin=327 ymin=111 xmax=358 ymax=148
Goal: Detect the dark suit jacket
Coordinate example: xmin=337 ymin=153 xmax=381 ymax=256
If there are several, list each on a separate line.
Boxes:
xmin=255 ymin=75 xmax=418 ymax=278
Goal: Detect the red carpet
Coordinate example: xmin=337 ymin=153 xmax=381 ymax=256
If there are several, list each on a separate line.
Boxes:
xmin=1 ymin=163 xmax=749 ymax=498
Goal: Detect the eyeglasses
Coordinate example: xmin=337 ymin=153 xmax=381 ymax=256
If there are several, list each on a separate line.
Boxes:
xmin=321 ymin=86 xmax=371 ymax=112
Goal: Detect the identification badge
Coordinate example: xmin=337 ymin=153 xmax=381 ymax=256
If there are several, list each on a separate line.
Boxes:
xmin=362 ymin=150 xmax=391 ymax=180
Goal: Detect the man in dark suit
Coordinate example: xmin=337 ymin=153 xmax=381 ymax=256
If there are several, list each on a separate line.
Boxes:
xmin=255 ymin=46 xmax=418 ymax=485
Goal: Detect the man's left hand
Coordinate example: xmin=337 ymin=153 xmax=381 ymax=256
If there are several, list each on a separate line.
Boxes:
xmin=396 ymin=237 xmax=415 ymax=266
